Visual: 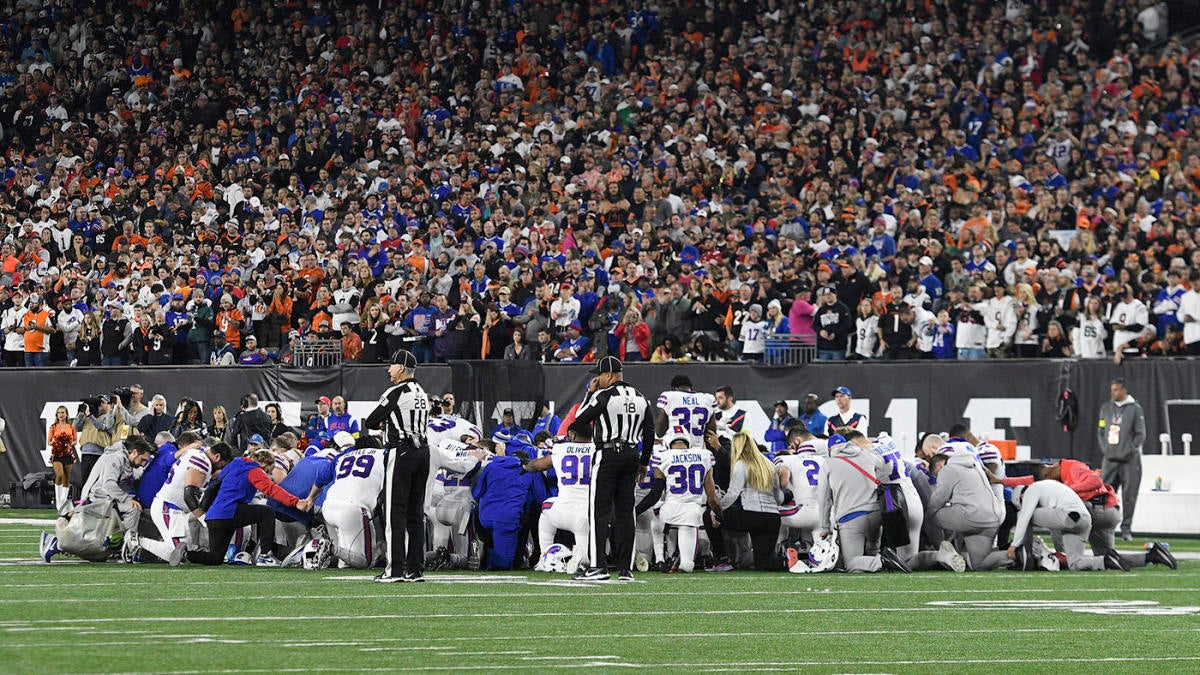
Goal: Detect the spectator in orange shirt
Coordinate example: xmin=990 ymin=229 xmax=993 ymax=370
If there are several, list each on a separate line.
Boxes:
xmin=215 ymin=293 xmax=245 ymax=349
xmin=20 ymin=293 xmax=55 ymax=367
xmin=340 ymin=322 xmax=363 ymax=362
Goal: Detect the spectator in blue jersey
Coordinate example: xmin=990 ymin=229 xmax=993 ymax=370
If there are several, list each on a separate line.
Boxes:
xmin=553 ymin=322 xmax=590 ymax=363
xmin=932 ymin=310 xmax=957 ymax=360
xmin=763 ymin=401 xmax=796 ymax=454
xmin=237 ymin=335 xmax=278 ymax=365
xmin=472 ymin=453 xmax=548 ymax=570
xmin=917 ymin=257 xmax=944 ymax=305
xmin=796 ymin=395 xmax=828 ymax=438
xmin=134 ymin=432 xmax=183 ymax=507
xmin=163 ymin=294 xmax=192 ymax=364
xmin=174 ymin=447 xmax=311 ymax=567
xmin=325 ymin=396 xmax=361 ymax=438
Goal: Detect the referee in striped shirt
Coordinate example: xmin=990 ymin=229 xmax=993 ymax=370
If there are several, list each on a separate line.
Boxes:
xmin=364 ymin=349 xmax=431 ymax=583
xmin=568 ymin=356 xmax=654 ymax=581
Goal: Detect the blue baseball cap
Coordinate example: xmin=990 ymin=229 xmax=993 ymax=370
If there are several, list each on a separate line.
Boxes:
xmin=831 ymin=386 xmax=852 ymax=397
xmin=248 ymin=434 xmax=264 ymax=445
xmin=827 ymin=434 xmax=846 ymax=447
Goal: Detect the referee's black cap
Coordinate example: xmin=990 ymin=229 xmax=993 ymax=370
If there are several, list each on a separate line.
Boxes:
xmin=589 ymin=355 xmax=623 ymax=374
xmin=391 ymin=349 xmax=417 ymax=368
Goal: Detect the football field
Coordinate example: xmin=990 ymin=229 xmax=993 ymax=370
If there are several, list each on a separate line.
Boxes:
xmin=2 ymin=510 xmax=1200 ymax=674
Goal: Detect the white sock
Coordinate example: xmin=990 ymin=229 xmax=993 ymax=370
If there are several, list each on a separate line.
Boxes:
xmin=54 ymin=485 xmax=66 ymax=510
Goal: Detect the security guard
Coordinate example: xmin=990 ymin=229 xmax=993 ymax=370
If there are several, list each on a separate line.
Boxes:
xmin=567 ymin=356 xmax=654 ymax=581
xmin=365 ymin=349 xmax=431 ymax=582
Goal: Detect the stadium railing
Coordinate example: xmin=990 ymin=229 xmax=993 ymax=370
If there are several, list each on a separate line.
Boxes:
xmin=764 ymin=333 xmax=816 ymax=365
xmin=291 ymin=339 xmax=344 ymax=368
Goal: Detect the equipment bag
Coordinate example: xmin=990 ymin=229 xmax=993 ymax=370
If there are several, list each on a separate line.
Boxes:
xmin=837 ymin=456 xmax=910 ymax=548
xmin=56 ymin=500 xmax=123 ymax=561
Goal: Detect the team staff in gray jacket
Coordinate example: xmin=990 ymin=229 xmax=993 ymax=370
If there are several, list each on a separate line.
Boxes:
xmin=927 ymin=452 xmax=1010 ymax=571
xmin=815 ymin=430 xmax=908 ymax=573
xmin=1096 ymin=378 xmax=1145 ymax=540
xmin=80 ymin=436 xmax=155 ymax=532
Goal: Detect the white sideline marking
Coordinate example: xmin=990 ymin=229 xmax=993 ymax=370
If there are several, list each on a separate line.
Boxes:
xmin=9 ymin=627 xmax=1200 ymax=649
xmin=0 ymin=602 xmax=1159 ymax=627
xmin=0 ymin=518 xmax=58 ymax=525
xmin=120 ymin=657 xmax=1200 ymax=675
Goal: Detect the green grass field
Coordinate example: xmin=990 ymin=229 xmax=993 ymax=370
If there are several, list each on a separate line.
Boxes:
xmin=2 ymin=508 xmax=1200 ymax=674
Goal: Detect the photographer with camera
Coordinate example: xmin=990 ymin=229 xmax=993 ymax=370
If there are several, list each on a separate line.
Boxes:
xmin=74 ymin=394 xmax=122 ymax=493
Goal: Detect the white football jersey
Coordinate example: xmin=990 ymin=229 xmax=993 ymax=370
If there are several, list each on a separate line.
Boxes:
xmin=426 ymin=415 xmax=482 ymax=450
xmin=434 ymin=439 xmax=486 ymax=475
xmin=654 ymin=446 xmax=713 ymax=507
xmin=656 ymin=390 xmax=717 ymax=445
xmin=873 ymin=435 xmax=914 ymax=488
xmin=549 ymin=441 xmax=594 ymax=508
xmin=775 ymin=452 xmax=825 ymax=505
xmin=634 ymin=442 xmax=664 ymax=503
xmin=325 ymin=447 xmax=389 ymax=511
xmin=157 ymin=448 xmax=213 ymax=509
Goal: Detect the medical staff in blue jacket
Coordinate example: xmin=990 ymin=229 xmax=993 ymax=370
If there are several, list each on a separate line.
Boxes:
xmin=471 ymin=454 xmax=548 ymax=570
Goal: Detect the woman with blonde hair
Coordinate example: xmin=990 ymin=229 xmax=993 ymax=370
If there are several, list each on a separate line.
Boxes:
xmin=1012 ymin=283 xmax=1041 ymax=358
xmin=712 ymin=432 xmax=786 ymax=570
xmin=209 ymin=405 xmax=230 ymax=440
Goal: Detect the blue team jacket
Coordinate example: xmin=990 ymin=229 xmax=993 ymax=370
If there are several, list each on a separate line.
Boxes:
xmin=472 ymin=455 xmax=548 ymax=525
xmin=269 ymin=455 xmax=336 ymax=523
xmin=136 ymin=442 xmax=178 ymax=506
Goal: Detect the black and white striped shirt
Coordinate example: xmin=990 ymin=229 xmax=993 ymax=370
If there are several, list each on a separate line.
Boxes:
xmin=570 ymin=381 xmax=655 ymax=464
xmin=365 ymin=379 xmax=429 ymax=446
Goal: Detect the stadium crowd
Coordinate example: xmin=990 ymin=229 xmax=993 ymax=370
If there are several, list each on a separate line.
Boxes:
xmin=0 ymin=0 xmax=1197 ymax=366
xmin=39 ymin=376 xmax=1178 ymax=575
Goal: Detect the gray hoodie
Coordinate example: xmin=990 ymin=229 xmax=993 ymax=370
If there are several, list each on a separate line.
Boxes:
xmin=926 ymin=453 xmax=1005 ymax=529
xmin=817 ymin=442 xmax=891 ymax=533
xmin=1097 ymin=394 xmax=1145 ymax=462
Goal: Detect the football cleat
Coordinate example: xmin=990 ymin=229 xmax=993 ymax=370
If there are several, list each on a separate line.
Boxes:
xmin=1103 ymin=549 xmax=1131 ymax=572
xmin=705 ymin=559 xmax=734 ymax=572
xmin=785 ymin=547 xmax=810 ymax=573
xmin=374 ymin=572 xmax=404 ymax=583
xmin=1120 ymin=527 xmax=1134 ymax=541
xmin=168 ymin=542 xmax=188 ymax=567
xmin=1030 ymin=536 xmax=1060 ymax=571
xmin=40 ymin=531 xmax=59 ymax=563
xmin=937 ymin=540 xmax=966 ymax=573
xmin=428 ymin=546 xmax=451 ymax=571
xmin=1146 ymin=542 xmax=1177 ymax=570
xmin=281 ymin=540 xmax=308 ymax=568
xmin=402 ymin=570 xmax=425 ymax=582
xmin=617 ymin=569 xmax=635 ymax=582
xmin=572 ymin=566 xmax=610 ymax=581
xmin=255 ymin=553 xmax=281 ymax=567
xmin=880 ymin=547 xmax=911 ymax=573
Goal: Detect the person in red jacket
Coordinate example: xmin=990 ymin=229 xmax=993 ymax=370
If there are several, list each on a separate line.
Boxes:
xmin=1001 ymin=459 xmax=1175 ymax=569
xmin=612 ymin=307 xmax=650 ymax=361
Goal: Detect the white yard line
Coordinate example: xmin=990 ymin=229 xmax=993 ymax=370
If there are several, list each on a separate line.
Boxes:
xmin=0 ymin=601 xmax=1170 ymax=627
xmin=2 ymin=586 xmax=1200 ymax=600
